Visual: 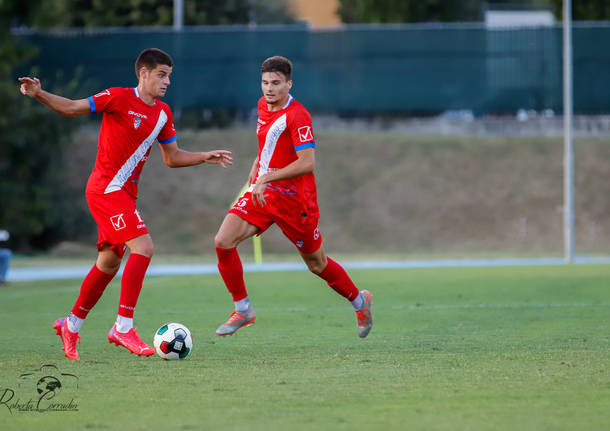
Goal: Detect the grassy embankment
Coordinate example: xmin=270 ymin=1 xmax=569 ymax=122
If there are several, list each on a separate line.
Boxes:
xmin=30 ymin=128 xmax=609 ymax=264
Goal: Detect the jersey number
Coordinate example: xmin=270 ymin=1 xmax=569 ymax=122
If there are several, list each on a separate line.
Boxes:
xmin=134 ymin=209 xmax=144 ymax=223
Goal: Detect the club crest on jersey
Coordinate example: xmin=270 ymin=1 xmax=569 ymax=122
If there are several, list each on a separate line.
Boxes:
xmin=133 ymin=117 xmax=141 ymax=129
xmin=298 ymin=126 xmax=313 ymax=142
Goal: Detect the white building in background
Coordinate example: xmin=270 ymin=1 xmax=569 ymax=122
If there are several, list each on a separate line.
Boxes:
xmin=485 ymin=8 xmax=554 ymax=28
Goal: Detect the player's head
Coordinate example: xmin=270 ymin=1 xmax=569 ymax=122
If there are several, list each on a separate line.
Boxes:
xmin=261 ymin=56 xmax=293 ymax=108
xmin=135 ymin=48 xmax=173 ymax=99
xmin=261 ymin=56 xmax=292 ymax=81
xmin=135 ymin=48 xmax=173 ymax=79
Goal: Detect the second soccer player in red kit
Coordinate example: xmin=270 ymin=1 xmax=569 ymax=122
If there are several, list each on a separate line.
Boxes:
xmin=19 ymin=48 xmax=233 ymax=360
xmin=214 ymin=56 xmax=373 ymax=338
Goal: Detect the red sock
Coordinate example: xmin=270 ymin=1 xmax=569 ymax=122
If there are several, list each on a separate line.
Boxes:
xmin=317 ymin=257 xmax=359 ymax=301
xmin=216 ymin=247 xmax=248 ymax=302
xmin=71 ymin=265 xmax=115 ymax=319
xmin=118 ymin=253 xmax=150 ymax=318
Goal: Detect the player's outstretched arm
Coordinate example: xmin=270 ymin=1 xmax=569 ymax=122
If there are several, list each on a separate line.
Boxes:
xmin=159 ymin=141 xmax=233 ymax=168
xmin=18 ymin=77 xmax=91 ymax=117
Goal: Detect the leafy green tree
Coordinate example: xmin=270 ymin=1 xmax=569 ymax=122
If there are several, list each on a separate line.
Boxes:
xmin=13 ymin=0 xmax=294 ymax=28
xmin=550 ymin=0 xmax=610 ymax=20
xmin=337 ymin=0 xmax=610 ymax=24
xmin=0 ymin=2 xmax=90 ymax=251
xmin=337 ymin=0 xmax=483 ymax=24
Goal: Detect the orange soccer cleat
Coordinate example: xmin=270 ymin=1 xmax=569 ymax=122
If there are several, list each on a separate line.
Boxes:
xmin=355 ymin=290 xmax=373 ymax=338
xmin=215 ymin=307 xmax=256 ymax=336
xmin=53 ymin=317 xmax=81 ymax=360
xmin=108 ymin=325 xmax=154 ymax=356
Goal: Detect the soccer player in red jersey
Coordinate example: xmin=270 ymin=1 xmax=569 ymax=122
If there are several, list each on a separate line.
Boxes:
xmin=214 ymin=56 xmax=373 ymax=338
xmin=19 ymin=48 xmax=232 ymax=360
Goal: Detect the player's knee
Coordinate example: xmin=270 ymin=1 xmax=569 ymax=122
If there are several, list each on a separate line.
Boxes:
xmin=214 ymin=233 xmax=234 ymax=250
xmin=107 ymin=261 xmax=121 ymax=274
xmin=306 ymin=258 xmax=326 ymax=275
xmin=142 ymin=243 xmax=154 ymax=257
xmin=130 ymin=243 xmax=154 ymax=258
xmin=140 ymin=241 xmax=154 ymax=257
xmin=129 ymin=237 xmax=154 ymax=257
xmin=97 ymin=259 xmax=121 ymax=275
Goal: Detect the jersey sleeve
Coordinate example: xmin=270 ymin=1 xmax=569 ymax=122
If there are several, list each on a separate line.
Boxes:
xmin=289 ymin=107 xmax=316 ymax=151
xmin=87 ymin=88 xmax=120 ymax=114
xmin=157 ymin=107 xmax=177 ymax=144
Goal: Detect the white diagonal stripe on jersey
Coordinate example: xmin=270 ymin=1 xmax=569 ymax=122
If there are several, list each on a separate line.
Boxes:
xmin=104 ymin=109 xmax=168 ymax=194
xmin=248 ymin=113 xmax=287 ymax=192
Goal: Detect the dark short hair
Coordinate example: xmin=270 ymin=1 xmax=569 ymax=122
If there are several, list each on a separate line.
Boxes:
xmin=261 ymin=56 xmax=292 ymax=81
xmin=135 ymin=48 xmax=173 ymax=78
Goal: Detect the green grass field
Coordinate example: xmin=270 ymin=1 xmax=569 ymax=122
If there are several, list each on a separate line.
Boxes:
xmin=0 ymin=264 xmax=608 ymax=430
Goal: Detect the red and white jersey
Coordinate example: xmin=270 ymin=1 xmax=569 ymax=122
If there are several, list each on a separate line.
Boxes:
xmin=250 ymin=95 xmax=319 ymax=218
xmin=85 ymin=87 xmax=176 ymax=198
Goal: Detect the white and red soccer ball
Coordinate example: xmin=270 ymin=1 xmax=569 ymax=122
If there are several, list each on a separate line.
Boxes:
xmin=153 ymin=322 xmax=193 ymax=360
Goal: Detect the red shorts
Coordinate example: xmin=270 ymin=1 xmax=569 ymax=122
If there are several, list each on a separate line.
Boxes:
xmin=86 ymin=190 xmax=149 ymax=258
xmin=229 ymin=192 xmax=322 ymax=254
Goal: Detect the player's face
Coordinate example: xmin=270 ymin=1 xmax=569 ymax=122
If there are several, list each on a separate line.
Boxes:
xmin=140 ymin=64 xmax=172 ymax=99
xmin=261 ymin=72 xmax=292 ymax=110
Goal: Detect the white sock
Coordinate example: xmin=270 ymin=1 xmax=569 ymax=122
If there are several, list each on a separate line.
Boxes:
xmin=351 ymin=292 xmax=364 ymax=311
xmin=234 ymin=297 xmax=251 ymax=313
xmin=67 ymin=313 xmax=84 ymax=333
xmin=115 ymin=315 xmax=133 ymax=333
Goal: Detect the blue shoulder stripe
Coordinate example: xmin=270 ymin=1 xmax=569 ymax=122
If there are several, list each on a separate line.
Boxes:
xmin=87 ymin=96 xmax=96 ymax=113
xmin=284 ymin=95 xmax=294 ymax=109
xmin=294 ymin=142 xmax=315 ymax=151
xmin=158 ymin=135 xmax=177 ymax=144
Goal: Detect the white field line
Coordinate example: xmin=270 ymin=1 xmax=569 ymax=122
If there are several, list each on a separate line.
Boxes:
xmin=7 ymin=256 xmax=610 ymax=282
xmin=250 ymin=302 xmax=610 ymax=313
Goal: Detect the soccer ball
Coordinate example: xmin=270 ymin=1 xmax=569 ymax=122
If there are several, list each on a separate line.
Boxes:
xmin=153 ymin=323 xmax=193 ymax=360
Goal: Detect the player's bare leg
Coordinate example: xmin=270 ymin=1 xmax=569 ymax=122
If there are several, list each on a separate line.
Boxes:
xmin=96 ymin=246 xmax=124 ymax=273
xmin=107 ymin=234 xmax=154 ymax=356
xmin=215 ymin=213 xmax=260 ymax=249
xmin=301 ymin=246 xmax=373 ymax=338
xmin=214 ymin=214 xmax=259 ymax=336
xmin=299 ymin=245 xmax=328 ymax=274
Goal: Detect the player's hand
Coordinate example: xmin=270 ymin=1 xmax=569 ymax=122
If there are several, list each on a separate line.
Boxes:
xmin=248 ymin=171 xmax=257 ymax=186
xmin=18 ymin=77 xmax=42 ymax=98
xmin=203 ymin=150 xmax=233 ymax=168
xmin=252 ymin=180 xmax=268 ymax=207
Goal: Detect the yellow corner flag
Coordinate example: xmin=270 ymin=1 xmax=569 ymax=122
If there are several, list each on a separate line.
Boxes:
xmin=232 ymin=183 xmax=263 ymax=266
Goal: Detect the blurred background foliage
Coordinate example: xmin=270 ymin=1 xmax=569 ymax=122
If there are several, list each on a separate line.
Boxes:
xmin=6 ymin=0 xmax=294 ymax=28
xmin=1 ymin=1 xmax=87 ymax=251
